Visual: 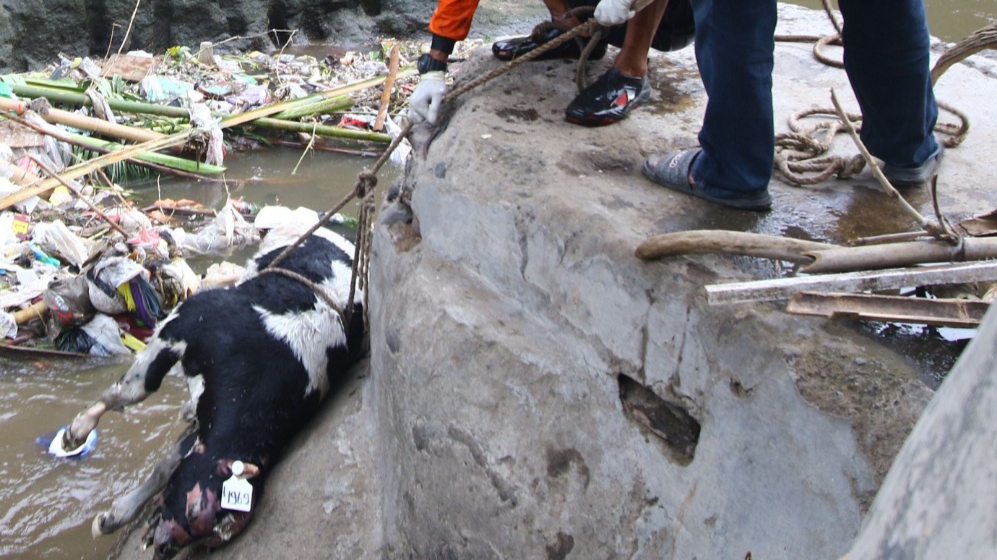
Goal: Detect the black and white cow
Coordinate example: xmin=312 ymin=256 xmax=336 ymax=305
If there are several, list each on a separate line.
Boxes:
xmin=61 ymin=226 xmax=365 ymax=558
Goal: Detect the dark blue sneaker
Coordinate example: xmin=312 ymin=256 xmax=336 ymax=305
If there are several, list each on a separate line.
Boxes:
xmin=492 ymin=22 xmax=607 ymax=62
xmin=565 ymin=68 xmax=651 ymax=127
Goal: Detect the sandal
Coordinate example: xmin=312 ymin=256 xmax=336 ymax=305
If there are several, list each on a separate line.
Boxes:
xmin=492 ymin=21 xmax=608 ymax=62
xmin=643 ymin=149 xmax=773 ymax=211
xmin=564 ymin=68 xmax=651 ymax=127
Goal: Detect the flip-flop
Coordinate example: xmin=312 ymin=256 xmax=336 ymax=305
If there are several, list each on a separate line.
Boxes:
xmin=643 ymin=149 xmax=773 ymax=211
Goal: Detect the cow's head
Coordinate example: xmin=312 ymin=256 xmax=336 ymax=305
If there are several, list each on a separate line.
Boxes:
xmin=146 ymin=449 xmax=261 ymax=559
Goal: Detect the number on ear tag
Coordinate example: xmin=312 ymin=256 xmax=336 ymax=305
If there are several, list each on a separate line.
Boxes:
xmin=221 ymin=476 xmax=253 ymax=512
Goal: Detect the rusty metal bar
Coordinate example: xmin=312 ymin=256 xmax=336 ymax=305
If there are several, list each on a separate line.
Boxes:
xmin=787 ymin=292 xmax=989 ymax=327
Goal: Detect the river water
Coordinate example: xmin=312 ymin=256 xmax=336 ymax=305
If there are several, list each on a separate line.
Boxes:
xmin=787 ymin=0 xmax=996 ymax=42
xmin=3 ymin=2 xmax=996 ymax=558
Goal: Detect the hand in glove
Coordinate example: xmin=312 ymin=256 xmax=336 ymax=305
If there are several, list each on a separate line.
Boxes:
xmin=594 ymin=0 xmax=637 ymax=26
xmin=409 ymin=71 xmax=447 ymax=124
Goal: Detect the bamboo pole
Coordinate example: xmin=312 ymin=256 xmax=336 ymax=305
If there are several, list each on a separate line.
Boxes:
xmin=272 ymin=95 xmax=353 ymax=120
xmin=0 ymin=130 xmax=193 ymax=211
xmin=0 ymin=97 xmax=163 ymax=143
xmin=68 ymin=133 xmax=226 ymax=174
xmin=3 ymin=161 xmax=43 ymax=187
xmin=707 ymin=261 xmax=997 ymax=305
xmin=1 ymin=110 xmax=218 ymax=182
xmin=9 ymin=83 xmax=192 ymax=118
xmin=250 ymin=118 xmax=392 ymax=143
xmin=14 ymin=301 xmax=49 ymax=325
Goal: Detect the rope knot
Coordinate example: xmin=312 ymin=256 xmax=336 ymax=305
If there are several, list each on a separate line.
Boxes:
xmin=356 ymin=171 xmax=378 ymax=197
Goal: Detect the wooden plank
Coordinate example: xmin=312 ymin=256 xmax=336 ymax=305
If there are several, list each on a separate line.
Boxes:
xmin=101 ymin=54 xmax=158 ymax=82
xmin=706 ymin=261 xmax=997 ymax=305
xmin=0 ymin=120 xmax=44 ymax=147
xmin=786 ymin=292 xmax=989 ymax=327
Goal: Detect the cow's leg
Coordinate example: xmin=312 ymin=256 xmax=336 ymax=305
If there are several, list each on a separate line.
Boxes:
xmin=64 ymin=338 xmax=184 ymax=449
xmin=92 ymin=431 xmax=198 ymax=538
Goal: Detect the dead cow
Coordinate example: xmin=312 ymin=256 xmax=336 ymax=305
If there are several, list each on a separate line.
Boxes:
xmin=61 ymin=227 xmax=365 ymax=558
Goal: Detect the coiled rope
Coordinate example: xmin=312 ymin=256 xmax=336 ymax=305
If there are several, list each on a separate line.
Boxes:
xmin=772 ymin=0 xmax=971 ymax=186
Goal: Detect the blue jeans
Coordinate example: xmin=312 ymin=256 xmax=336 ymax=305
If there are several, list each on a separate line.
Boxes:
xmin=688 ymin=0 xmax=940 ymax=196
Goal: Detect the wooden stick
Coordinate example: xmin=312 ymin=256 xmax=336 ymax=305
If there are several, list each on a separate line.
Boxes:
xmin=829 ymin=89 xmax=932 ymax=232
xmin=636 ymin=230 xmax=836 ymax=263
xmin=803 ymin=237 xmax=997 ymax=273
xmin=26 ymin=155 xmax=130 ymax=237
xmin=706 ymin=261 xmax=997 ymax=305
xmin=374 ymin=45 xmax=401 ymax=132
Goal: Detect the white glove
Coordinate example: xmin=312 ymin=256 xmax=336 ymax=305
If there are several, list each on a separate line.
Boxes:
xmin=594 ymin=0 xmax=637 ymax=26
xmin=409 ymin=71 xmax=447 ymax=124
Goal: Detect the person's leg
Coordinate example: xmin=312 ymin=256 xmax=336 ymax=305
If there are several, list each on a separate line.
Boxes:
xmin=544 ymin=0 xmax=584 ymax=27
xmin=690 ymin=0 xmax=777 ymax=196
xmin=838 ymin=0 xmax=939 ymax=173
xmin=613 ymin=0 xmax=671 ymax=78
xmin=492 ymin=0 xmax=606 ymax=61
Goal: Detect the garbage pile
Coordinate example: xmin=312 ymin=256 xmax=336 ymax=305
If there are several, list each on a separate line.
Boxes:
xmin=0 ymin=34 xmax=488 ymax=356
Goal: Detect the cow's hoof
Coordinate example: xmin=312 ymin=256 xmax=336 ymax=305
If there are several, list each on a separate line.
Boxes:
xmin=62 ymin=430 xmax=83 ymax=453
xmin=92 ymin=512 xmax=110 ymax=539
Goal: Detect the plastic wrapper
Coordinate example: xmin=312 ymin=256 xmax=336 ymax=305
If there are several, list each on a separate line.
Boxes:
xmin=33 ymin=219 xmax=91 ymax=268
xmin=201 ymin=261 xmax=246 ymax=289
xmin=56 ymin=313 xmax=130 ymax=355
xmin=86 ymin=256 xmax=149 ymax=314
xmin=0 ymin=311 xmax=16 ymax=338
xmin=179 ymin=201 xmax=258 ymax=254
xmin=104 ymin=207 xmax=153 ymax=233
xmin=42 ymin=274 xmax=95 ymax=329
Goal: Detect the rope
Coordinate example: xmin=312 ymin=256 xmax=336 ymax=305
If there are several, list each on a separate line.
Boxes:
xmin=773 ymin=1 xmax=970 ymax=187
xmin=258 ymin=267 xmax=349 ymax=329
xmin=259 ymin=11 xmax=636 ymax=332
xmin=448 ymin=18 xmax=604 ymax=101
xmin=261 ymin=121 xmax=411 ymax=334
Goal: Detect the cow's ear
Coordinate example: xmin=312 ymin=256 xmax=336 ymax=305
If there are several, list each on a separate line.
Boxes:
xmin=218 ymin=459 xmax=260 ymax=478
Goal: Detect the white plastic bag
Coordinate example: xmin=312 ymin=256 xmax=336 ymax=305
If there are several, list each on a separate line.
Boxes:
xmin=33 ymin=220 xmax=91 ymax=268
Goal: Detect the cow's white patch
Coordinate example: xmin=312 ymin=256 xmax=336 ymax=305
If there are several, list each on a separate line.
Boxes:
xmin=122 ymin=337 xmax=187 ymax=400
xmin=185 ymin=374 xmax=205 ymax=413
xmin=243 ymin=232 xmax=364 ymax=306
xmin=254 ymin=295 xmax=346 ymax=397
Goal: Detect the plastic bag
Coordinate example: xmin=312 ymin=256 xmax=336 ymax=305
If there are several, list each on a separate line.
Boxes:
xmin=33 ymin=219 xmax=91 ymax=268
xmin=86 ymin=256 xmax=148 ymax=314
xmin=180 ymin=201 xmax=258 ymax=254
xmin=56 ymin=314 xmax=130 ymax=356
xmin=43 ymin=274 xmax=95 ymax=329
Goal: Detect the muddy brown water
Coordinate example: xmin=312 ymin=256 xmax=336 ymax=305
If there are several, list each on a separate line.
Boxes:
xmin=0 ymin=148 xmax=396 ymax=559
xmin=786 ymin=0 xmax=996 ymax=43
